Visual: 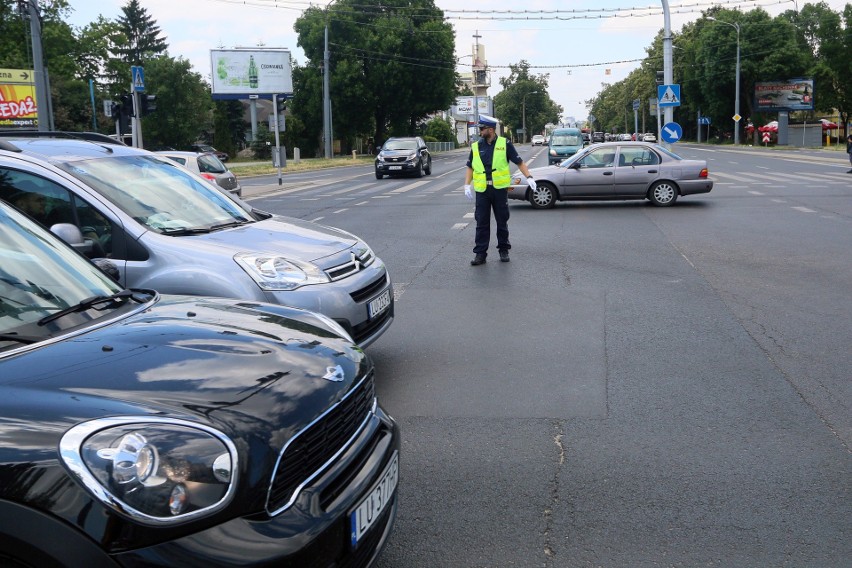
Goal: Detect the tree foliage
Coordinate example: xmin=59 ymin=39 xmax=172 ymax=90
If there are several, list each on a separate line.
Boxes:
xmin=493 ymin=61 xmax=562 ymax=139
xmin=112 ymin=0 xmax=168 ymax=66
xmin=293 ymin=0 xmax=456 ymax=154
xmin=588 ymin=4 xmax=851 ymax=141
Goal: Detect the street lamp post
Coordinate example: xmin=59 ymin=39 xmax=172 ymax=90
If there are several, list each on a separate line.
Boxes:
xmin=709 ymin=17 xmax=741 ymax=145
xmin=522 ymin=91 xmax=539 ymax=144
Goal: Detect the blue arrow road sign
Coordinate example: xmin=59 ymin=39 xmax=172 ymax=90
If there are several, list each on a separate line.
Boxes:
xmin=131 ymin=66 xmax=145 ymax=92
xmin=657 ymin=84 xmax=680 ymax=107
xmin=661 ymin=122 xmax=683 ymax=143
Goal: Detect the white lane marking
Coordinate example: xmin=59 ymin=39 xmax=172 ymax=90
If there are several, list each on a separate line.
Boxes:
xmin=311 ymin=216 xmax=325 ymax=221
xmin=355 ymin=201 xmax=369 ymax=206
xmin=792 ymin=206 xmax=816 ymax=213
xmin=371 ymin=195 xmax=392 ymax=199
xmin=452 ymin=223 xmax=469 ymax=230
xmin=391 ymin=181 xmax=430 ymax=193
xmin=333 ymin=208 xmax=348 ymax=214
xmin=771 ymin=199 xmax=787 ymax=203
xmin=464 ymin=212 xmax=474 ymax=218
xmin=748 ymin=191 xmax=765 ymax=195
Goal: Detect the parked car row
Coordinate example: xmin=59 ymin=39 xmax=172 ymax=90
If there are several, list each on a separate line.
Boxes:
xmin=0 ymin=131 xmax=399 ymax=566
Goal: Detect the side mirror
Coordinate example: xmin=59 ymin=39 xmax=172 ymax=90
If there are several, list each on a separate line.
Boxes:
xmin=51 ymin=223 xmax=93 ymax=255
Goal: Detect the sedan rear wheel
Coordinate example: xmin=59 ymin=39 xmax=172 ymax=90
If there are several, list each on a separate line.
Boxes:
xmin=648 ymin=181 xmax=678 ymax=206
xmin=529 ymin=182 xmax=557 ymax=209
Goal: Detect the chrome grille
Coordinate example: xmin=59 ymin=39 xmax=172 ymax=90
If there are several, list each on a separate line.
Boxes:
xmin=266 ymin=373 xmax=376 ymax=515
xmin=326 ymin=249 xmax=375 ymax=281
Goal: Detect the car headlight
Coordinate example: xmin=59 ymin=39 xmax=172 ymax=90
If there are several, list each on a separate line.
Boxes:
xmin=60 ymin=417 xmax=238 ymax=525
xmin=549 ymin=149 xmax=557 ymax=156
xmin=376 ymin=154 xmax=385 ymax=163
xmin=235 ymin=252 xmax=330 ymax=291
xmin=406 ymin=152 xmax=417 ymax=162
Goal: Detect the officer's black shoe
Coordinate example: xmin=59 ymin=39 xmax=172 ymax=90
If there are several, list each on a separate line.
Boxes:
xmin=471 ymin=254 xmax=486 ymax=266
xmin=499 ymin=250 xmax=510 ymax=262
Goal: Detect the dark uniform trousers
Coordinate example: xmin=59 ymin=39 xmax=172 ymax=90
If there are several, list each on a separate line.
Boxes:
xmin=473 ymin=185 xmax=510 ymax=255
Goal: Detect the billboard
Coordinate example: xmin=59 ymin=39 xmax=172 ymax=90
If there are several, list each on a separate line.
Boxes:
xmin=754 ymin=79 xmax=814 ymax=112
xmin=210 ymin=49 xmax=292 ymax=98
xmin=0 ymin=68 xmax=38 ymax=128
xmin=452 ymin=96 xmax=492 ymax=120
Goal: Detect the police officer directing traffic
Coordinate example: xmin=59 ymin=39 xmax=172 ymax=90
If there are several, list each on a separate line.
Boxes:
xmin=464 ymin=115 xmax=536 ymax=265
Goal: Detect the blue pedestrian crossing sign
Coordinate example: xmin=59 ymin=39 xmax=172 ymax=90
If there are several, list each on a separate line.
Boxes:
xmin=131 ymin=66 xmax=145 ymax=92
xmin=657 ymin=84 xmax=680 ymax=107
xmin=661 ymin=122 xmax=683 ymax=143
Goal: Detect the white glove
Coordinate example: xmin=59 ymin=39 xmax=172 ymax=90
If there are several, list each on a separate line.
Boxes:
xmin=527 ymin=177 xmax=537 ymax=191
xmin=464 ymin=184 xmax=474 ymax=201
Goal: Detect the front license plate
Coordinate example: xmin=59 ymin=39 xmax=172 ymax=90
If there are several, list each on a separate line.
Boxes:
xmin=389 ymin=165 xmax=402 ymax=170
xmin=351 ymin=452 xmax=398 ymax=547
xmin=368 ymin=289 xmax=391 ymax=319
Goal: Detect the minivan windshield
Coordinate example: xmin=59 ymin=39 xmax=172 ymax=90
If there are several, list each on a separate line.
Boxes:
xmin=57 ymin=155 xmax=252 ymax=233
xmin=551 ymin=134 xmax=582 ymax=146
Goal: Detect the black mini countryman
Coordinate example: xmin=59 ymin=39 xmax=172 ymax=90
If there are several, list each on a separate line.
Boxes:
xmin=0 ymin=201 xmax=399 ymax=567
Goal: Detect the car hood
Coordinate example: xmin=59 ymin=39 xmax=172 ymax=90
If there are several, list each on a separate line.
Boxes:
xmin=530 ymin=164 xmax=568 ymax=177
xmin=0 ymin=295 xmax=371 ymax=463
xmin=190 ymin=215 xmax=359 ymax=263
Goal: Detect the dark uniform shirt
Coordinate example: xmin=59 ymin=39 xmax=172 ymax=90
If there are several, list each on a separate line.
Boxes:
xmin=466 ymin=136 xmax=523 ymax=182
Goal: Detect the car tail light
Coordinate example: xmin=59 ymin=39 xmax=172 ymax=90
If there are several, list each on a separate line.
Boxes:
xmin=200 ymin=173 xmax=217 ymax=184
xmin=699 ymin=168 xmax=709 ymax=178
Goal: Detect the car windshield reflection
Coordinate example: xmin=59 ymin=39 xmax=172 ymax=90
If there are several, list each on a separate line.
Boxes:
xmin=58 ymin=155 xmax=253 ymax=233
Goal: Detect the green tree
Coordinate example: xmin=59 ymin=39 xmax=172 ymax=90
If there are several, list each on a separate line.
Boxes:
xmin=140 ymin=56 xmax=211 ymax=150
xmin=424 ymin=116 xmax=455 ymax=143
xmin=112 ymin=0 xmax=168 ymax=66
xmin=213 ymin=100 xmax=247 ymax=158
xmin=493 ymin=60 xmax=561 ymax=139
xmin=294 ymin=0 xmax=456 ymax=152
xmin=793 ymin=2 xmax=851 ymax=132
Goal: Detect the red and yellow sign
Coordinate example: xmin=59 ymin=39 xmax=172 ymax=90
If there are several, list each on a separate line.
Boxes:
xmin=0 ymin=68 xmax=38 ymax=128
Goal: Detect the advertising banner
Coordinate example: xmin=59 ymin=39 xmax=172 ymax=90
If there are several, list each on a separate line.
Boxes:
xmin=754 ymin=79 xmax=814 ymax=111
xmin=452 ymin=96 xmax=492 ymax=120
xmin=0 ymin=68 xmax=38 ymax=128
xmin=210 ymin=49 xmax=292 ymax=98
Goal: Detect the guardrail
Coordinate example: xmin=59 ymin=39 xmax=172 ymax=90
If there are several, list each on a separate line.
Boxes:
xmin=426 ymin=141 xmax=456 ymax=153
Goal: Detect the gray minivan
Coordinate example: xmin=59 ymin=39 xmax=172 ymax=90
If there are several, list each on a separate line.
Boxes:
xmin=0 ymin=135 xmax=393 ymax=347
xmin=548 ymin=128 xmax=585 ymax=165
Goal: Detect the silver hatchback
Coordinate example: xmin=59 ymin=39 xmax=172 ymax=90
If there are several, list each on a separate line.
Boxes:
xmin=156 ymin=150 xmax=242 ymax=197
xmin=0 ymin=136 xmax=393 ymax=347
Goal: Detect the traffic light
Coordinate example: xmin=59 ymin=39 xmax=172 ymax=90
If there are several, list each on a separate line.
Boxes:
xmin=276 ymin=96 xmax=286 ymax=114
xmin=655 ymin=71 xmax=665 ymax=85
xmin=120 ymin=93 xmax=134 ymax=117
xmin=140 ymin=94 xmax=157 ymax=116
xmin=116 ymin=93 xmax=132 ymax=135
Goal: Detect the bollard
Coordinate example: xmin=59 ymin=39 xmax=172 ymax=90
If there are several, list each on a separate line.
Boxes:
xmin=352 ymin=150 xmax=357 ymax=160
xmin=294 ymin=147 xmax=300 ymax=164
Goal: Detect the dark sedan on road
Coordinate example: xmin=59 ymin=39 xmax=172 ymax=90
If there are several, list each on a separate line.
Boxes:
xmin=375 ymin=137 xmax=432 ymax=179
xmin=0 ymin=200 xmax=399 ymax=567
xmin=509 ymin=142 xmax=713 ymax=208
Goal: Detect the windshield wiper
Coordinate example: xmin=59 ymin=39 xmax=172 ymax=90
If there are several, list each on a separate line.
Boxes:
xmin=209 ymin=220 xmax=252 ymax=231
xmin=158 ymin=226 xmax=212 ymax=235
xmin=0 ymin=333 xmax=41 ymax=345
xmin=37 ymin=289 xmax=144 ymax=326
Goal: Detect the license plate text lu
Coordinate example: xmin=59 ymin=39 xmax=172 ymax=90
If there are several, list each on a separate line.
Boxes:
xmin=351 ymin=452 xmax=398 ymax=547
xmin=368 ymin=289 xmax=391 ymax=319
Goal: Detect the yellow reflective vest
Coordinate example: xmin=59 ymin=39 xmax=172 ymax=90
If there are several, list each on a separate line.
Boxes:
xmin=471 ymin=136 xmax=511 ymax=191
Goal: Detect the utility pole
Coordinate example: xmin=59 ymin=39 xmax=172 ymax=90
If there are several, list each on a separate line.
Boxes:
xmin=24 ymin=0 xmax=51 ymax=131
xmin=323 ymin=24 xmax=332 ymax=159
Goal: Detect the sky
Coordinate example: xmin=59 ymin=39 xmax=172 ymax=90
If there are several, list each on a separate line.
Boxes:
xmin=65 ymin=0 xmax=848 ymax=125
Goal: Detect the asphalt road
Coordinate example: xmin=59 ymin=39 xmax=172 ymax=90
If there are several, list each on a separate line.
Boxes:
xmin=244 ymin=143 xmax=851 ymax=567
